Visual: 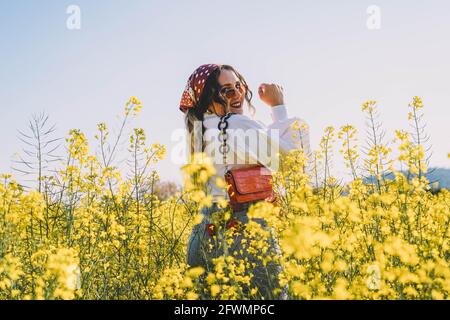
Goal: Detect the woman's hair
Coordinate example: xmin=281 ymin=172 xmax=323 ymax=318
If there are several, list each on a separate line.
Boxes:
xmin=185 ymin=65 xmax=255 ymax=157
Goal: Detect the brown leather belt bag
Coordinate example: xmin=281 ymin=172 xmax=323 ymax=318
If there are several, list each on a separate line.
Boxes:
xmin=219 ymin=113 xmax=275 ymax=211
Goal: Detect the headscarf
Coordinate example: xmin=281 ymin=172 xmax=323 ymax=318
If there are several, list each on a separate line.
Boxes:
xmin=179 ymin=64 xmax=220 ymax=113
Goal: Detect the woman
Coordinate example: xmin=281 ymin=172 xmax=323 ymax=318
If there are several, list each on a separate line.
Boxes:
xmin=180 ymin=64 xmax=310 ymax=299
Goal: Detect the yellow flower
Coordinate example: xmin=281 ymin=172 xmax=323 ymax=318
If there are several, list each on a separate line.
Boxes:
xmin=186 ymin=267 xmax=205 ymax=278
xmin=211 ymin=285 xmax=221 ymax=297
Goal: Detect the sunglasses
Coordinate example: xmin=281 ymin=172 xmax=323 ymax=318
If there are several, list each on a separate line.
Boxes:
xmin=219 ymin=82 xmax=244 ymax=99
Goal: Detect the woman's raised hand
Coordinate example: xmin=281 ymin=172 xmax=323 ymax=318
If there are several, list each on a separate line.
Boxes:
xmin=258 ymin=83 xmax=285 ymax=107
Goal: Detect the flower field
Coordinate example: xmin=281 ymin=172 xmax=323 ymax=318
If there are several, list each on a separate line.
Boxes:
xmin=0 ymin=97 xmax=448 ymax=300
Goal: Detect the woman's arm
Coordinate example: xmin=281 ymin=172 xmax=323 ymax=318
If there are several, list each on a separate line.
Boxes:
xmin=226 ymin=110 xmax=307 ymax=172
xmin=259 ymin=83 xmax=311 ymax=158
xmin=208 ymin=83 xmax=310 ymax=172
xmin=268 ymin=105 xmax=311 ymax=158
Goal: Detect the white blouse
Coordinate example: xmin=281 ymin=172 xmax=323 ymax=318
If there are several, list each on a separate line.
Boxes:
xmin=201 ymin=105 xmax=311 ymax=200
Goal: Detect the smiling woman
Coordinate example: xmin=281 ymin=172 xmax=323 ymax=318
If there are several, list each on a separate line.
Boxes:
xmin=179 ymin=63 xmax=311 ymax=299
xmin=180 ymin=64 xmax=255 ymax=119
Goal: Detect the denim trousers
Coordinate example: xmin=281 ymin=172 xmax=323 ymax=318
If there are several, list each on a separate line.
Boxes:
xmin=186 ymin=202 xmax=287 ymax=299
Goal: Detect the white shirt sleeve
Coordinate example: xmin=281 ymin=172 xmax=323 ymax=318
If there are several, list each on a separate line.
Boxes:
xmin=267 ymin=105 xmax=311 ymax=158
xmin=225 ymin=105 xmax=311 ymax=172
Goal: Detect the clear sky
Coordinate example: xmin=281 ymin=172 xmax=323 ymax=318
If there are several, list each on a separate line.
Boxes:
xmin=1 ymin=0 xmax=449 ymax=185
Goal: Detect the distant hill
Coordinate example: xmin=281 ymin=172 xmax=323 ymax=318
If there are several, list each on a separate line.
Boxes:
xmin=423 ymin=167 xmax=450 ymax=189
xmin=364 ymin=167 xmax=450 ymax=190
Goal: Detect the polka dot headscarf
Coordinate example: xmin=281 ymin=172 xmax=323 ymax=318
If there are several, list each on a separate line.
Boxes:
xmin=179 ymin=64 xmax=220 ymax=113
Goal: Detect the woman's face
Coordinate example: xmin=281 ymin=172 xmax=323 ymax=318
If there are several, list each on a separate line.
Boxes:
xmin=211 ymin=69 xmax=245 ymax=116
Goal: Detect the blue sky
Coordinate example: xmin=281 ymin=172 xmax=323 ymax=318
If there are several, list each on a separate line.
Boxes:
xmin=1 ymin=0 xmax=449 ymax=184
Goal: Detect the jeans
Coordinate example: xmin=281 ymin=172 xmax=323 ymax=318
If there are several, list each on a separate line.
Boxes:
xmin=186 ymin=202 xmax=287 ymax=299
